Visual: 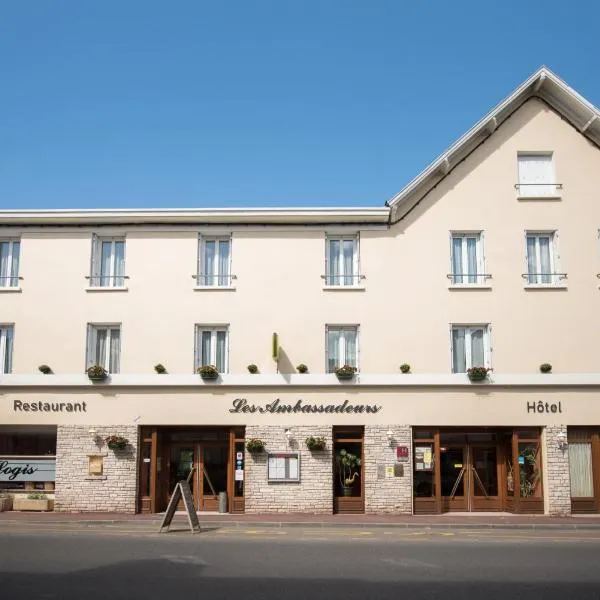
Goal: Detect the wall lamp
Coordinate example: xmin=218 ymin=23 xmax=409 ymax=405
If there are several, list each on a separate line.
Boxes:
xmin=88 ymin=428 xmax=100 ymax=444
xmin=557 ymin=430 xmax=568 ymax=451
xmin=386 ymin=429 xmax=394 ymax=446
xmin=284 ymin=428 xmax=293 ymax=445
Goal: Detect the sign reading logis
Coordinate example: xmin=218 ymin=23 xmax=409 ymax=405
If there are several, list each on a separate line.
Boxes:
xmin=230 ymin=398 xmax=382 ymax=414
xmin=0 ymin=459 xmax=56 ymax=482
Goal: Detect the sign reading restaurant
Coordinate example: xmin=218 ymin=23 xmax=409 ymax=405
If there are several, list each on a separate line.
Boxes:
xmin=13 ymin=400 xmax=87 ymax=413
xmin=230 ymin=398 xmax=382 ymax=414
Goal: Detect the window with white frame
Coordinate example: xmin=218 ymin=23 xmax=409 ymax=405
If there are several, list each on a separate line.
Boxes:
xmin=0 ymin=239 xmax=21 ymax=288
xmin=517 ymin=153 xmax=556 ymax=197
xmin=198 ymin=237 xmax=231 ymax=287
xmin=0 ymin=325 xmax=14 ymax=374
xmin=326 ymin=326 xmax=358 ymax=373
xmin=451 ymin=325 xmax=490 ymax=373
xmin=451 ymin=233 xmax=485 ymax=284
xmin=526 ymin=232 xmax=559 ymax=285
xmin=91 ymin=236 xmax=126 ymax=287
xmin=195 ymin=326 xmax=228 ymax=373
xmin=86 ymin=324 xmax=121 ymax=373
xmin=325 ymin=235 xmax=359 ymax=286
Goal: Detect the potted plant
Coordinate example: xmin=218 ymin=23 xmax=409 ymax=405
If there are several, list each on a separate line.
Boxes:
xmin=197 ymin=364 xmax=219 ymax=380
xmin=105 ymin=435 xmax=128 ymax=450
xmin=0 ymin=493 xmax=13 ymax=512
xmin=305 ymin=436 xmax=326 ymax=451
xmin=296 ymin=363 xmax=308 ymax=374
xmin=466 ymin=366 xmax=491 ymax=382
xmin=87 ymin=364 xmax=108 ymax=381
xmin=38 ymin=364 xmax=53 ymax=375
xmin=400 ymin=363 xmax=411 ymax=374
xmin=337 ymin=449 xmax=360 ymax=496
xmin=539 ymin=363 xmax=552 ymax=374
xmin=246 ymin=438 xmax=265 ymax=453
xmin=154 ymin=363 xmax=167 ymax=374
xmin=335 ymin=364 xmax=357 ymax=380
xmin=13 ymin=493 xmax=52 ymax=512
xmin=247 ymin=364 xmax=259 ymax=374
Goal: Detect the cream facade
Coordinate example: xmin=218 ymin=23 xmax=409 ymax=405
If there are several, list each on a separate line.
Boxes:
xmin=1 ymin=67 xmax=600 ymax=516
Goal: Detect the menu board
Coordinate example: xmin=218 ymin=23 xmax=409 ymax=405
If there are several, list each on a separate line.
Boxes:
xmin=414 ymin=445 xmax=434 ymax=471
xmin=267 ymin=452 xmax=299 ymax=482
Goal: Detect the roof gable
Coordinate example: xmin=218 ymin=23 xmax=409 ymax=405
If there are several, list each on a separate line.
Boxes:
xmin=387 ymin=67 xmax=600 ymax=223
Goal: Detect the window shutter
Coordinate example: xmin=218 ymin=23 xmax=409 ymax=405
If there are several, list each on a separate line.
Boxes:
xmin=324 ymin=236 xmax=330 ymax=284
xmin=197 ymin=235 xmax=203 ymax=286
xmin=90 ymin=235 xmax=100 ymax=283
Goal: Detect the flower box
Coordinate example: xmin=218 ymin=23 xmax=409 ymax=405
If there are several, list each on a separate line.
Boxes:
xmin=246 ymin=438 xmax=265 ymax=453
xmin=335 ymin=365 xmax=357 ymax=380
xmin=13 ymin=497 xmax=53 ymax=512
xmin=105 ymin=435 xmax=128 ymax=450
xmin=87 ymin=364 xmax=108 ymax=381
xmin=305 ymin=436 xmax=326 ymax=451
xmin=467 ymin=367 xmax=491 ymax=382
xmin=197 ymin=365 xmax=219 ymax=380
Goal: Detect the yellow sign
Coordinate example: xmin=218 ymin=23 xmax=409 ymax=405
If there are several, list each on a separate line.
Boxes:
xmin=272 ymin=332 xmax=279 ymax=360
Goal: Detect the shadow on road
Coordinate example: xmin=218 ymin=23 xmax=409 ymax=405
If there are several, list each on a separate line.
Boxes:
xmin=1 ymin=557 xmax=599 ymax=600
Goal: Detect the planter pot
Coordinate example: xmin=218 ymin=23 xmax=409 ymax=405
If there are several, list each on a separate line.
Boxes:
xmin=0 ymin=496 xmax=13 ymax=512
xmin=13 ymin=498 xmax=52 ymax=512
xmin=88 ymin=375 xmax=107 ymax=382
xmin=342 ymin=486 xmax=353 ymax=497
xmin=467 ymin=374 xmax=488 ymax=382
xmin=307 ymin=445 xmax=326 ymax=452
xmin=336 ymin=373 xmax=355 ymax=381
xmin=108 ymin=443 xmax=127 ymax=451
xmin=200 ymin=375 xmax=219 ymax=381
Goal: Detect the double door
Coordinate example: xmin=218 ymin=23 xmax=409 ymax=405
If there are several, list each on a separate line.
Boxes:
xmin=168 ymin=443 xmax=229 ymax=511
xmin=441 ymin=442 xmax=501 ymax=511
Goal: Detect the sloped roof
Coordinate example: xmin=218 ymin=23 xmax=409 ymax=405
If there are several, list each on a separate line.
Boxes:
xmin=387 ymin=67 xmax=600 ymax=223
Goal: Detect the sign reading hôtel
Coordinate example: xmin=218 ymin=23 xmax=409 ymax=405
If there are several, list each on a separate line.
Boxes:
xmin=230 ymin=398 xmax=382 ymax=414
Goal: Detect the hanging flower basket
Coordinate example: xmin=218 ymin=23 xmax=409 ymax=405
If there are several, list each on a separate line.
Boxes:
xmin=467 ymin=367 xmax=491 ymax=382
xmin=87 ymin=365 xmax=108 ymax=381
xmin=246 ymin=438 xmax=265 ymax=453
xmin=335 ymin=365 xmax=357 ymax=380
xmin=105 ymin=435 xmax=128 ymax=450
xmin=197 ymin=365 xmax=219 ymax=380
xmin=305 ymin=436 xmax=326 ymax=451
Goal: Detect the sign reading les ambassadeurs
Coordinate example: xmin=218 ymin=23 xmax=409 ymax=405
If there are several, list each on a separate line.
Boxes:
xmin=12 ymin=400 xmax=87 ymax=413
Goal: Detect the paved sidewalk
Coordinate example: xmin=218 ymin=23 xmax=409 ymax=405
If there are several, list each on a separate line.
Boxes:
xmin=1 ymin=511 xmax=600 ymax=530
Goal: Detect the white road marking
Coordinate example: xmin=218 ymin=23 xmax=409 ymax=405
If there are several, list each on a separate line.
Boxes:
xmin=381 ymin=557 xmax=440 ymax=569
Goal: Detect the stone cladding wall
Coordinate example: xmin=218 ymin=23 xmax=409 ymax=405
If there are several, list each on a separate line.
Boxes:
xmin=544 ymin=425 xmax=571 ymax=516
xmin=364 ymin=425 xmax=413 ymax=514
xmin=244 ymin=425 xmax=332 ymax=513
xmin=55 ymin=425 xmax=138 ymax=513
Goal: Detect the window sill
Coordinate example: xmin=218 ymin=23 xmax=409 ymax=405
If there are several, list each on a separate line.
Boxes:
xmin=524 ymin=284 xmax=568 ymax=290
xmin=323 ymin=286 xmax=365 ymax=292
xmin=0 ymin=287 xmax=22 ymax=293
xmin=193 ymin=286 xmax=236 ymax=292
xmin=448 ymin=285 xmax=492 ymax=291
xmin=517 ymin=195 xmax=562 ymax=201
xmin=85 ymin=287 xmax=128 ymax=293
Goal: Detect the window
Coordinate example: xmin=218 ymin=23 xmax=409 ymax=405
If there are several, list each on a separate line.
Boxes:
xmin=198 ymin=237 xmax=231 ymax=287
xmin=325 ymin=235 xmax=359 ymax=286
xmin=195 ymin=326 xmax=228 ymax=372
xmin=451 ymin=325 xmax=490 ymax=373
xmin=0 ymin=325 xmax=14 ymax=374
xmin=326 ymin=326 xmax=358 ymax=373
xmin=0 ymin=239 xmax=20 ymax=288
xmin=451 ymin=233 xmax=485 ymax=284
xmin=517 ymin=153 xmax=556 ymax=197
xmin=86 ymin=324 xmax=121 ymax=373
xmin=91 ymin=236 xmax=125 ymax=287
xmin=526 ymin=232 xmax=559 ymax=284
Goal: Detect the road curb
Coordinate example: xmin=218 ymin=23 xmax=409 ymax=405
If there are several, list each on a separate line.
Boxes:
xmin=2 ymin=519 xmax=600 ymax=531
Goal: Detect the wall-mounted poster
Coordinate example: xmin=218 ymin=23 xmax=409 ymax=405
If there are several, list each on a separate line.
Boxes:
xmin=414 ymin=445 xmax=434 ymax=471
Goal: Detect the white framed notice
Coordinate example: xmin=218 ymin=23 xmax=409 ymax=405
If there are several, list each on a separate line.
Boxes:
xmin=267 ymin=452 xmax=300 ymax=482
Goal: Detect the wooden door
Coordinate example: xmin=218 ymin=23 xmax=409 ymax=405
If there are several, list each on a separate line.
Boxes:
xmin=569 ymin=429 xmax=600 ymax=514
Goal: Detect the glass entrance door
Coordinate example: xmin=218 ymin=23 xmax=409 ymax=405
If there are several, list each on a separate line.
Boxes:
xmin=169 ymin=444 xmax=197 ymax=510
xmin=199 ymin=443 xmax=229 ymax=511
xmin=440 ymin=437 xmax=501 ymax=511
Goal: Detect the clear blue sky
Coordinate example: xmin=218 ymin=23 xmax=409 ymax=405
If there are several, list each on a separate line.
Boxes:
xmin=1 ymin=1 xmax=598 ymax=210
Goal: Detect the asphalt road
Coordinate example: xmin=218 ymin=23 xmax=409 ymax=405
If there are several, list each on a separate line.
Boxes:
xmin=1 ymin=527 xmax=600 ymax=600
